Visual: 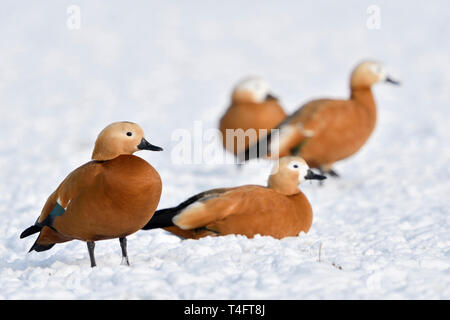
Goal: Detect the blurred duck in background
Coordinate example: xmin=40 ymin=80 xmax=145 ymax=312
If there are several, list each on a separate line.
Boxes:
xmin=240 ymin=60 xmax=400 ymax=177
xmin=219 ymin=76 xmax=287 ymax=156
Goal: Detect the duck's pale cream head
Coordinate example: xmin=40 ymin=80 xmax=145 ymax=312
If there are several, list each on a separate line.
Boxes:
xmin=91 ymin=122 xmax=163 ymax=161
xmin=268 ymin=156 xmax=326 ymax=195
xmin=232 ymin=76 xmax=277 ymax=104
xmin=350 ymin=61 xmax=400 ymax=89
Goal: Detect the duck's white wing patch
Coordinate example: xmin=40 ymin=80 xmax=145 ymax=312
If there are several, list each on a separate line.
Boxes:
xmin=56 ymin=197 xmax=71 ymax=209
xmin=173 ymin=202 xmax=205 ymax=230
xmin=270 ymin=123 xmax=314 ymax=154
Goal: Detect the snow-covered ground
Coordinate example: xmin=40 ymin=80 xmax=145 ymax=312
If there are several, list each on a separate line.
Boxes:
xmin=0 ymin=1 xmax=449 ymax=299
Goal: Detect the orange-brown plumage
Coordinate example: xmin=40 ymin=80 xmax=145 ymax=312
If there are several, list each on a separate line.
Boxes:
xmin=164 ymin=186 xmax=313 ymax=240
xmin=143 ymin=156 xmax=325 ymax=240
xmin=20 ymin=122 xmax=163 ymax=267
xmin=219 ymin=77 xmax=286 ymax=155
xmin=242 ymin=61 xmax=399 ymax=174
xmin=50 ymin=155 xmax=161 ymax=241
xmin=275 ymin=90 xmax=377 ymax=168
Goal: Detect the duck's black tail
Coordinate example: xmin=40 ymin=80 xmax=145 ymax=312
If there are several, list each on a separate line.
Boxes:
xmin=20 ymin=225 xmax=42 ymax=239
xmin=237 ymin=131 xmax=274 ymax=163
xmin=143 ymin=190 xmax=224 ymax=231
xmin=28 ymin=238 xmax=55 ymax=252
xmin=142 ymin=208 xmax=178 ymax=230
xmin=20 ymin=224 xmax=55 ymax=252
xmin=239 ymin=131 xmax=312 ymax=163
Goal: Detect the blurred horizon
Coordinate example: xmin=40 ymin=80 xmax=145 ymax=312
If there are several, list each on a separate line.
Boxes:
xmin=1 ymin=1 xmax=448 ymax=153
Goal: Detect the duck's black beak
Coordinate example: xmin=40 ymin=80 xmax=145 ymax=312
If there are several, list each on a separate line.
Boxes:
xmin=304 ymin=169 xmax=326 ymax=181
xmin=137 ymin=138 xmax=163 ymax=151
xmin=265 ymin=93 xmax=278 ymax=101
xmin=385 ymin=76 xmax=400 ymax=85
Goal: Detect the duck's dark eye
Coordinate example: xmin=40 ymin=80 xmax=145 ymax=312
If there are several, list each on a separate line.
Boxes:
xmin=126 ymin=132 xmax=132 ymax=137
xmin=293 ymin=164 xmax=299 ymax=169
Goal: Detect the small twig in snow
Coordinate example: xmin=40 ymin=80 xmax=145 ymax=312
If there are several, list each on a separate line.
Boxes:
xmin=317 ymin=242 xmax=322 ymax=262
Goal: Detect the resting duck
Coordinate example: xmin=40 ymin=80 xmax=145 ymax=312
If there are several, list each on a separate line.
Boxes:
xmin=142 ymin=156 xmax=325 ymax=239
xmin=219 ymin=76 xmax=286 ymax=156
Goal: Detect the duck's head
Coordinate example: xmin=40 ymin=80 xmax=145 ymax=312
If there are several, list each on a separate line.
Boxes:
xmin=91 ymin=121 xmax=163 ymax=161
xmin=350 ymin=60 xmax=400 ymax=89
xmin=268 ymin=156 xmax=326 ymax=195
xmin=231 ymin=76 xmax=278 ymax=104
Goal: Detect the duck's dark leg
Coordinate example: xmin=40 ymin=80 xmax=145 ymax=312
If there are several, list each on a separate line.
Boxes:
xmin=119 ymin=237 xmax=130 ymax=266
xmin=327 ymin=168 xmax=340 ymax=177
xmin=319 ymin=166 xmax=340 ymax=179
xmin=317 ymin=169 xmax=326 ymax=186
xmin=86 ymin=241 xmax=96 ymax=268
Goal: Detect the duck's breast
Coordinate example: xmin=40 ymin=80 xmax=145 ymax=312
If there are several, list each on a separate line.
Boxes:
xmin=56 ymin=155 xmax=162 ymax=241
xmin=300 ymin=99 xmax=376 ymax=165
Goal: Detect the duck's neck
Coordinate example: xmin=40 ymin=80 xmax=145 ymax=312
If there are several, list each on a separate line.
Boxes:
xmin=268 ymin=177 xmax=300 ymax=196
xmin=350 ymin=86 xmax=377 ymax=123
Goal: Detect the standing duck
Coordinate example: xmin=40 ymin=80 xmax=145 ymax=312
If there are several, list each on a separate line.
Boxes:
xmin=142 ymin=156 xmax=325 ymax=239
xmin=240 ymin=61 xmax=399 ymax=176
xmin=219 ymin=76 xmax=287 ymax=156
xmin=20 ymin=122 xmax=163 ymax=267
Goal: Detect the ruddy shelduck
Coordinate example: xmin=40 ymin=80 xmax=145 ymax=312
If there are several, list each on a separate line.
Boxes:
xmin=240 ymin=61 xmax=400 ymax=176
xmin=219 ymin=76 xmax=287 ymax=155
xmin=142 ymin=156 xmax=325 ymax=239
xmin=20 ymin=122 xmax=163 ymax=267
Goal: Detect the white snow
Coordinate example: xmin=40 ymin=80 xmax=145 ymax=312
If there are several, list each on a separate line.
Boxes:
xmin=0 ymin=1 xmax=449 ymax=299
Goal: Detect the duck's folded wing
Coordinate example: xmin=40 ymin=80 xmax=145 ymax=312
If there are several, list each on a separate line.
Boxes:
xmin=239 ymin=99 xmax=337 ymax=161
xmin=20 ymin=162 xmax=101 ymax=238
xmin=143 ymin=187 xmax=237 ymax=230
